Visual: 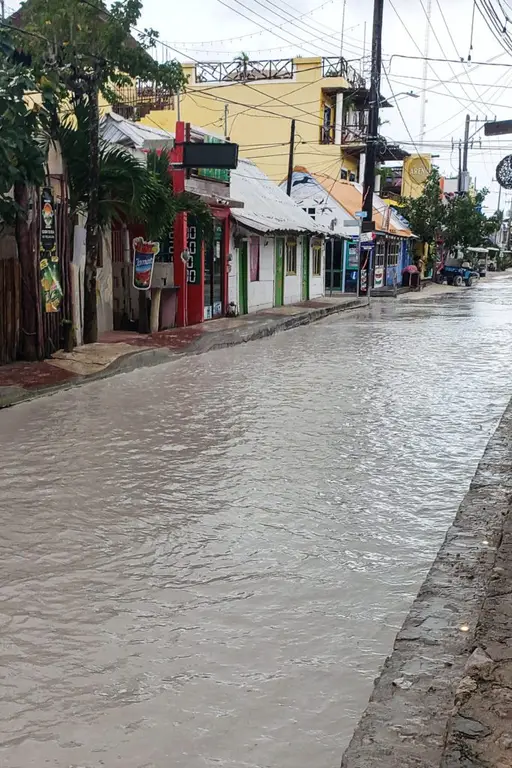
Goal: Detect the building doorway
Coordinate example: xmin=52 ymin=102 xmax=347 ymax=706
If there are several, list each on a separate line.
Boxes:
xmin=204 ymin=221 xmax=224 ymax=320
xmin=325 ymin=239 xmax=344 ymax=292
xmin=274 ymin=237 xmax=285 ymax=306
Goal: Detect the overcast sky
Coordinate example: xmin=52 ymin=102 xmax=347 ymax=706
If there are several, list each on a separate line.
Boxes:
xmin=136 ymin=0 xmax=512 ymax=212
xmin=11 ymin=0 xmax=512 ymax=211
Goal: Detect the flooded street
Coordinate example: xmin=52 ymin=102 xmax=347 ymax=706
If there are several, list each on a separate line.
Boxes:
xmin=2 ymin=274 xmax=512 ymax=768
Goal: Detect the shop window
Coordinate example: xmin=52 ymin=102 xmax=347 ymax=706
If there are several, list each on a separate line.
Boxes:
xmin=375 ymin=239 xmax=385 ymax=267
xmin=286 ymin=239 xmax=297 ymax=275
xmin=250 ymin=236 xmax=260 ymax=282
xmin=349 ymin=172 xmax=356 ymax=182
xmin=387 ymin=239 xmax=400 ymax=266
xmin=312 ymin=246 xmax=322 ymax=276
xmin=340 ymin=169 xmax=348 ymax=180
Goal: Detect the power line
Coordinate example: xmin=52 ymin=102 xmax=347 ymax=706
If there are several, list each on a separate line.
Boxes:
xmin=381 ymin=64 xmax=430 ymax=174
xmin=214 ymin=0 xmax=336 ymax=57
xmin=387 ymin=0 xmax=490 ymax=127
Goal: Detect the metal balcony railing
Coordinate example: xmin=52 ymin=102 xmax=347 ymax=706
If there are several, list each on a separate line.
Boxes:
xmin=319 ymin=123 xmax=368 ymax=145
xmin=322 ymin=57 xmax=366 ymax=89
xmin=195 ymin=58 xmax=294 ymax=83
xmin=111 ymin=81 xmax=175 ymax=120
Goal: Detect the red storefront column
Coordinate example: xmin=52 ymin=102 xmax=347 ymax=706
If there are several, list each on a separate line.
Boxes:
xmin=186 ymin=238 xmax=205 ymax=326
xmin=172 ymin=121 xmax=187 ymax=327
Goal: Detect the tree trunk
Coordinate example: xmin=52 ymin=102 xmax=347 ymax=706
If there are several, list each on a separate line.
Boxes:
xmin=15 ymin=182 xmax=43 ymax=361
xmin=83 ymin=80 xmax=100 ymax=344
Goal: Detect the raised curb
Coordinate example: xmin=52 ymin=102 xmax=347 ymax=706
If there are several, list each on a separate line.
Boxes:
xmin=341 ymin=401 xmax=512 ymax=768
xmin=0 ymin=298 xmax=366 ymax=409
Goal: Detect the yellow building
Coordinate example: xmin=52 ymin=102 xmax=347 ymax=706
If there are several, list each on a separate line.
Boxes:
xmin=113 ymin=56 xmax=374 ymax=184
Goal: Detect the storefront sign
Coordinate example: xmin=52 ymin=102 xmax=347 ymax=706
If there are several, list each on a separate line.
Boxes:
xmin=358 ymin=243 xmax=374 ymax=297
xmin=347 ymin=242 xmax=359 ymax=268
xmin=40 ymin=187 xmax=63 ymax=313
xmin=186 ymin=221 xmax=201 ymax=285
xmin=133 ymin=238 xmax=159 ymax=290
xmin=374 ymin=267 xmax=384 ymax=288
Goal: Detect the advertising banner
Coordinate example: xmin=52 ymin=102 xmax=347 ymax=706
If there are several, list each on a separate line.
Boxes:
xmin=133 ymin=238 xmax=159 ymax=290
xmin=40 ymin=187 xmax=63 ymax=313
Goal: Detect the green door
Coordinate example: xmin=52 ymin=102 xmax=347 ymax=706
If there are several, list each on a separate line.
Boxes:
xmin=301 ymin=236 xmax=310 ymax=300
xmin=274 ymin=237 xmax=285 ymax=307
xmin=238 ymin=240 xmax=248 ymax=314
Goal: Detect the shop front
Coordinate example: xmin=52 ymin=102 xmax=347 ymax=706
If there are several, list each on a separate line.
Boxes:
xmin=204 ymin=216 xmax=228 ymax=320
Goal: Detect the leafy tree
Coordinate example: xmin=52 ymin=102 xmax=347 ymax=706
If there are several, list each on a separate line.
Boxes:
xmin=0 ymin=32 xmax=58 ymax=360
xmin=57 ymin=104 xmax=211 ymax=237
xmin=401 ymin=167 xmax=446 ymax=261
xmin=13 ymin=0 xmax=187 ymax=343
xmin=0 ymin=35 xmax=47 ymax=224
xmin=443 ymin=189 xmax=502 ymax=254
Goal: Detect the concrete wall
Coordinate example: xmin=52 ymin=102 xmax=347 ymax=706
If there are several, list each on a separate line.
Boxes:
xmin=140 ymin=58 xmax=359 ymax=183
xmin=97 ymin=230 xmax=113 ymax=335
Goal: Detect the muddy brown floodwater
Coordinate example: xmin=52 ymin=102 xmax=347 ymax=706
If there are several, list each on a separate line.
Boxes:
xmin=1 ymin=275 xmax=512 ymax=768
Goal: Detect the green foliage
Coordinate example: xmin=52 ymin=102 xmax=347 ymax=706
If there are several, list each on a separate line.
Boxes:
xmin=142 ymin=150 xmax=212 ymax=241
xmin=15 ymin=0 xmax=187 ymax=102
xmin=0 ymin=34 xmax=48 ymax=223
xmin=57 ymin=98 xmax=148 ymax=226
xmin=402 ymin=168 xmax=502 ymax=255
xmin=57 ymin=107 xmax=212 ymax=236
xmin=443 ymin=190 xmax=502 ymax=253
xmin=401 ymin=167 xmax=446 ymax=247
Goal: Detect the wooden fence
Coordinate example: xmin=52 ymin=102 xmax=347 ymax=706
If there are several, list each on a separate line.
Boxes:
xmin=0 ymin=257 xmax=21 ymax=365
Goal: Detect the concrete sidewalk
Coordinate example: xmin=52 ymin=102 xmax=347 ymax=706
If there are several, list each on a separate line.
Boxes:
xmin=0 ymin=295 xmax=365 ymax=408
xmin=341 ymin=401 xmax=512 ymax=768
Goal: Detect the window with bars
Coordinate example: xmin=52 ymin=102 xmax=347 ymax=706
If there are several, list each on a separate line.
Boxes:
xmin=312 ymin=246 xmax=322 ymax=276
xmin=250 ymin=236 xmax=260 ymax=281
xmin=286 ymin=239 xmax=297 ymax=275
xmin=375 ymin=239 xmax=386 ymax=267
xmin=387 ymin=239 xmax=400 ymax=266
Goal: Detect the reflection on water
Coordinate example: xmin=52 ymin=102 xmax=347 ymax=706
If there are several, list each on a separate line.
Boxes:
xmin=1 ymin=275 xmax=512 ymax=768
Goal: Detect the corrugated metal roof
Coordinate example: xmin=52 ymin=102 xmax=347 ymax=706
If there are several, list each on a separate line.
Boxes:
xmin=283 ymin=170 xmax=357 ymax=237
xmin=310 ymin=172 xmax=413 ymax=237
xmin=100 ymin=112 xmax=173 ymax=148
xmin=99 ymin=112 xmax=220 ymax=148
xmin=230 ymin=159 xmax=326 ymax=234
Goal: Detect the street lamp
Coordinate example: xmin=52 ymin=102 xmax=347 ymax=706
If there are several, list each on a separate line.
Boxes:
xmin=381 ymin=91 xmax=420 ymax=104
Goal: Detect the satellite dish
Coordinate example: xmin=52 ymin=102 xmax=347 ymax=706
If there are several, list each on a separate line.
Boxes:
xmin=496 ymin=155 xmax=512 ymax=189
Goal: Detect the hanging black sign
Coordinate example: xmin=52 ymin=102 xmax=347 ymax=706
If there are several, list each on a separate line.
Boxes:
xmin=40 ymin=187 xmax=56 ymax=253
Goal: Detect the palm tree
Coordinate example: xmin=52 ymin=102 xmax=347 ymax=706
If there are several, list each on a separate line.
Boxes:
xmin=58 ymin=102 xmax=211 ymax=237
xmin=233 ymin=52 xmax=250 ymax=81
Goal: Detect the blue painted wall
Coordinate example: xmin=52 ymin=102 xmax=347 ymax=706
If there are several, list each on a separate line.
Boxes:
xmin=386 ymin=239 xmax=412 ymax=286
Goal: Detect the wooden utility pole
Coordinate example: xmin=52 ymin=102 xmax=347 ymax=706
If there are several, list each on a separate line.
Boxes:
xmin=15 ymin=183 xmax=43 ymax=360
xmin=286 ymin=119 xmax=296 ymax=196
xmin=83 ymin=77 xmax=100 ymax=344
xmin=360 ymin=0 xmax=384 ymax=296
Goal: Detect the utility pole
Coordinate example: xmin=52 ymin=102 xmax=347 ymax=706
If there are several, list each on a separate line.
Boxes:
xmin=286 ymin=119 xmax=296 ymax=196
xmin=340 ymin=0 xmax=347 ymax=59
xmin=360 ymin=0 xmax=384 ymax=297
xmin=461 ymin=113 xmax=470 ymax=192
xmin=457 ymin=140 xmax=462 ymax=193
xmin=224 ymin=104 xmax=229 ymax=138
xmin=419 ymin=0 xmax=432 ymax=146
